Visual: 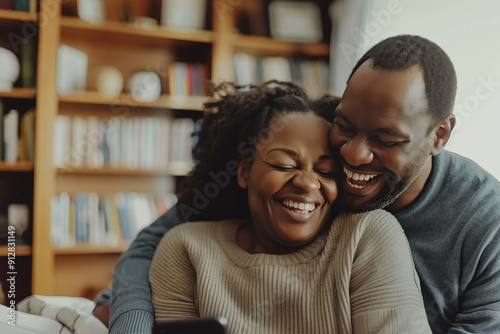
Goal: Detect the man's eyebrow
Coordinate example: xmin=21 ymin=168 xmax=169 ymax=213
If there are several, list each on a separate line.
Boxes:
xmin=335 ymin=109 xmax=409 ymax=139
xmin=267 ymin=148 xmax=297 ymax=156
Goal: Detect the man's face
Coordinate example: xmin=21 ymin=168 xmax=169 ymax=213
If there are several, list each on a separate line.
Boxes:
xmin=330 ymin=60 xmax=437 ymax=212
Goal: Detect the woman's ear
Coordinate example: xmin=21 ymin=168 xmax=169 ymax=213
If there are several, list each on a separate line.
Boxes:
xmin=237 ymin=159 xmax=249 ymax=189
xmin=431 ymin=114 xmax=456 ymax=156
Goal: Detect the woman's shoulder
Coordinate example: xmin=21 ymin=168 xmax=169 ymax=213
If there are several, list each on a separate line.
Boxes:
xmin=333 ymin=209 xmax=405 ymax=243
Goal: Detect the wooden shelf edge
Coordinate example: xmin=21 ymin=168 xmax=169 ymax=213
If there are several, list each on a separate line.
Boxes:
xmin=54 ymin=244 xmax=129 ymax=255
xmin=0 ymin=245 xmax=32 ymax=257
xmin=0 ymin=9 xmax=37 ymax=22
xmin=0 ymin=161 xmax=34 ymax=171
xmin=59 ymin=91 xmax=207 ymax=111
xmin=0 ymin=87 xmax=37 ymax=99
xmin=56 ymin=162 xmax=193 ymax=177
xmin=230 ymin=34 xmax=330 ymax=57
xmin=60 ymin=16 xmax=214 ymax=44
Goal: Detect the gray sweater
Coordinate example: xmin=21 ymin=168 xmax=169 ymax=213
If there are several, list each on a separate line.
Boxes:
xmin=110 ymin=150 xmax=500 ymax=333
xmin=150 ymin=212 xmax=430 ymax=334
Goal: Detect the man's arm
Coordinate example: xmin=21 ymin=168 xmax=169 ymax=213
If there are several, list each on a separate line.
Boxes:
xmin=446 ymin=223 xmax=500 ymax=333
xmin=109 ymin=204 xmax=186 ymax=334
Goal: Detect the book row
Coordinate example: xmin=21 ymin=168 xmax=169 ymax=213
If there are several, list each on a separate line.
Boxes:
xmin=50 ymin=191 xmax=178 ymax=247
xmin=53 ymin=115 xmax=198 ymax=171
xmin=233 ymin=52 xmax=329 ymax=98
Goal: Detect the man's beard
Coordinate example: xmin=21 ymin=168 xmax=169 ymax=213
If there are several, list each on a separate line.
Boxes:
xmin=359 ymin=175 xmax=411 ymax=212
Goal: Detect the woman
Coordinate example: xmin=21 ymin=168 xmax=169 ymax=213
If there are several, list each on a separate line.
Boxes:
xmin=149 ymin=81 xmax=431 ymax=333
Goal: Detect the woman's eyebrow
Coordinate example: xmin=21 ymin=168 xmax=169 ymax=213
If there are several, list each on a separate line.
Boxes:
xmin=267 ymin=148 xmax=297 ymax=156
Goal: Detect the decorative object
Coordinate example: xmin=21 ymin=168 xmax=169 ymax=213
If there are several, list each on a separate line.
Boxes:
xmin=56 ymin=44 xmax=88 ymax=95
xmin=0 ymin=47 xmax=20 ymax=91
xmin=127 ymin=71 xmax=162 ymax=102
xmin=161 ymin=0 xmax=206 ymax=30
xmin=8 ymin=203 xmax=29 ymax=237
xmin=133 ymin=17 xmax=158 ymax=30
xmin=268 ymin=0 xmax=323 ymax=43
xmin=95 ymin=66 xmax=124 ymax=99
xmin=77 ymin=0 xmax=106 ymax=24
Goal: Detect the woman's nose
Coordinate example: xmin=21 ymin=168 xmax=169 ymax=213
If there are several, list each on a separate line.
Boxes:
xmin=292 ymin=170 xmax=321 ymax=192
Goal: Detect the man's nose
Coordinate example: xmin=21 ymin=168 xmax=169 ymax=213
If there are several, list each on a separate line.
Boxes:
xmin=340 ymin=137 xmax=374 ymax=166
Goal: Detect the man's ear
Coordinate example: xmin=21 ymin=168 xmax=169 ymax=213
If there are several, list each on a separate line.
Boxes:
xmin=431 ymin=114 xmax=456 ymax=156
xmin=237 ymin=158 xmax=250 ymax=189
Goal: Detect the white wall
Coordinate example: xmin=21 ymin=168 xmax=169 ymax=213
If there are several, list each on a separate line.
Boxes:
xmin=331 ymin=0 xmax=500 ymax=180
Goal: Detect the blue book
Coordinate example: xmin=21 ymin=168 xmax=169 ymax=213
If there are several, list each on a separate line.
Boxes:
xmin=14 ymin=0 xmax=29 ymax=11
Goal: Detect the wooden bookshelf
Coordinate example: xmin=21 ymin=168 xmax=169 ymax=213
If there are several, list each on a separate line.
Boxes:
xmin=59 ymin=91 xmax=207 ymax=110
xmin=60 ymin=15 xmax=214 ymax=46
xmin=56 ymin=164 xmax=192 ymax=176
xmin=0 ymin=161 xmax=34 ymax=172
xmin=0 ymin=88 xmax=36 ymax=99
xmin=231 ymin=34 xmax=330 ymax=57
xmin=0 ymin=9 xmax=37 ymax=22
xmin=0 ymin=245 xmax=32 ymax=257
xmin=54 ymin=244 xmax=129 ymax=255
xmin=26 ymin=0 xmax=332 ymax=298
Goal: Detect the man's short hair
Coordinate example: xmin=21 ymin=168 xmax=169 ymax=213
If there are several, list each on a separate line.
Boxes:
xmin=348 ymin=35 xmax=457 ymax=124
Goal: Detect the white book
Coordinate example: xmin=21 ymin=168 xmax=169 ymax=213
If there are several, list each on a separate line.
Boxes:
xmin=86 ymin=116 xmax=104 ymax=168
xmin=107 ymin=117 xmax=122 ymax=168
xmin=70 ymin=117 xmax=87 ymax=167
xmin=124 ymin=118 xmax=137 ymax=169
xmin=262 ymin=56 xmax=292 ymax=83
xmin=169 ymin=118 xmax=195 ymax=173
xmin=3 ymin=109 xmax=18 ymax=164
xmin=156 ymin=117 xmax=171 ymax=169
xmin=132 ymin=193 xmax=153 ymax=235
xmin=87 ymin=192 xmax=101 ymax=245
xmin=58 ymin=192 xmax=71 ymax=247
xmin=50 ymin=195 xmax=61 ymax=246
xmin=234 ymin=52 xmax=256 ymax=86
xmin=53 ymin=115 xmax=72 ymax=167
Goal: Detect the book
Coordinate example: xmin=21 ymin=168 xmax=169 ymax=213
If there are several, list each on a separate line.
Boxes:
xmin=53 ymin=115 xmax=72 ymax=167
xmin=14 ymin=0 xmax=29 ymax=11
xmin=20 ymin=109 xmax=35 ymax=163
xmin=20 ymin=37 xmax=36 ymax=87
xmin=0 ymin=99 xmax=4 ymax=160
xmin=261 ymin=56 xmax=292 ymax=83
xmin=3 ymin=109 xmax=18 ymax=164
xmin=70 ymin=116 xmax=87 ymax=167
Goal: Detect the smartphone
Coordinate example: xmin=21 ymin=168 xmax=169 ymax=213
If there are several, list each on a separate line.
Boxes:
xmin=153 ymin=317 xmax=228 ymax=334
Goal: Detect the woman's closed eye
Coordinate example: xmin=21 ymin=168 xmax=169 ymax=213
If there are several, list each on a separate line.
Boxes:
xmin=315 ymin=169 xmax=336 ymax=178
xmin=265 ymin=162 xmax=295 ymax=172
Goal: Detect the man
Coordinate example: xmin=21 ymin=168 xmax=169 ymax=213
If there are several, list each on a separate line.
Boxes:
xmin=104 ymin=35 xmax=500 ymax=333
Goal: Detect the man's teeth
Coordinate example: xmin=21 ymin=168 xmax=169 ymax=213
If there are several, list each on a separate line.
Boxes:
xmin=343 ymin=167 xmax=377 ymax=181
xmin=282 ymin=199 xmax=315 ymax=212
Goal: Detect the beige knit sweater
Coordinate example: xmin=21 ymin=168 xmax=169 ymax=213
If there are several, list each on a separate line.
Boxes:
xmin=150 ymin=210 xmax=431 ymax=334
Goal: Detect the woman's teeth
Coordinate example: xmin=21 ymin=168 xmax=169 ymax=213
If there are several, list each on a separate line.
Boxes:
xmin=282 ymin=199 xmax=316 ymax=213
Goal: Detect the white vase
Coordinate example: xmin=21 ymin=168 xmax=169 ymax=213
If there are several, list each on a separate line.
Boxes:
xmin=0 ymin=47 xmax=21 ymax=91
xmin=127 ymin=71 xmax=162 ymax=102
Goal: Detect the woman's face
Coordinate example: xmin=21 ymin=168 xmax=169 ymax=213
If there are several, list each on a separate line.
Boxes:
xmin=238 ymin=112 xmax=338 ymax=254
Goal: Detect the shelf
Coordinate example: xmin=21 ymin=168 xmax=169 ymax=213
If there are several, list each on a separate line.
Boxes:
xmin=231 ymin=34 xmax=330 ymax=57
xmin=0 ymin=245 xmax=32 ymax=257
xmin=0 ymin=161 xmax=34 ymax=172
xmin=0 ymin=9 xmax=37 ymax=22
xmin=0 ymin=88 xmax=36 ymax=99
xmin=60 ymin=16 xmax=214 ymax=47
xmin=56 ymin=162 xmax=193 ymax=177
xmin=54 ymin=244 xmax=129 ymax=255
xmin=59 ymin=91 xmax=208 ymax=111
